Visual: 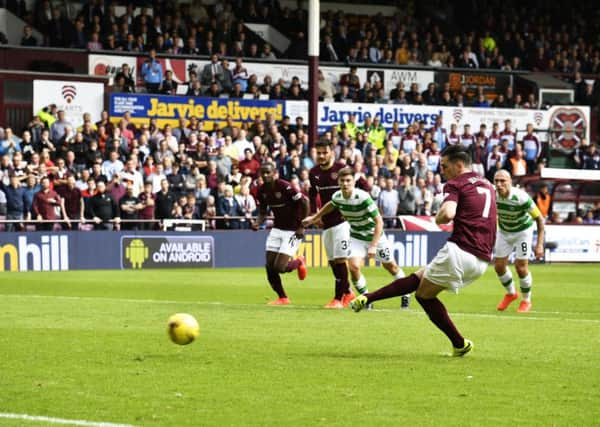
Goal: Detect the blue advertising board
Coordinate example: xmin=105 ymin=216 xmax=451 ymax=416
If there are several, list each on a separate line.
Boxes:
xmin=109 ymin=94 xmax=286 ymax=129
xmin=0 ymin=231 xmax=450 ymax=272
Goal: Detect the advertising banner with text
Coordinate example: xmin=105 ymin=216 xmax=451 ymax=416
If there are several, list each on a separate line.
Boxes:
xmin=287 ymin=101 xmax=590 ymax=143
xmin=184 ymin=59 xmax=435 ymax=94
xmin=90 ymin=53 xmax=436 ymax=94
xmin=545 ymin=225 xmax=600 ymax=262
xmin=109 ymin=93 xmax=286 ymax=128
xmin=0 ymin=230 xmax=451 ymax=272
xmin=88 ymin=54 xmax=137 ymax=85
xmin=33 ymin=80 xmax=104 ymax=128
xmin=435 ymin=70 xmax=512 ymax=100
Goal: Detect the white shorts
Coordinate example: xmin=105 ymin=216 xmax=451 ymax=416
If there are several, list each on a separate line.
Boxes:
xmin=424 ymin=241 xmax=488 ymax=292
xmin=323 ymin=222 xmax=351 ymax=261
xmin=349 ymin=234 xmax=394 ymax=263
xmin=266 ymin=228 xmax=302 ymax=257
xmin=495 ymin=228 xmax=534 ymax=260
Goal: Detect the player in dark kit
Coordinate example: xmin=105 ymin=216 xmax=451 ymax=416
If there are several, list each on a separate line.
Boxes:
xmin=309 ymin=140 xmax=372 ymax=308
xmin=351 ymin=145 xmax=497 ymax=356
xmin=252 ymin=163 xmax=310 ymax=305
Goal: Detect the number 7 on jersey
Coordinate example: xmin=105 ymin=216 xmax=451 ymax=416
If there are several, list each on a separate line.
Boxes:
xmin=476 ymin=187 xmax=491 ymax=218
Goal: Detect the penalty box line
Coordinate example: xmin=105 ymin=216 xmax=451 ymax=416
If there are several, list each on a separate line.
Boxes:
xmin=0 ymin=412 xmax=133 ymax=427
xmin=2 ymin=294 xmax=600 ymax=324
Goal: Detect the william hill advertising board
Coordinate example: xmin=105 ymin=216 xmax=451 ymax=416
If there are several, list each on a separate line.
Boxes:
xmin=120 ymin=235 xmax=214 ymax=269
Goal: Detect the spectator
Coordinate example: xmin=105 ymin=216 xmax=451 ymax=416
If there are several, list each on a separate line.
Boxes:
xmin=102 ymin=151 xmax=124 ymax=181
xmin=535 ymin=183 xmax=552 ymax=220
xmin=414 ymin=177 xmax=433 ymax=215
xmin=202 ymin=195 xmax=217 ymax=229
xmin=50 ymin=111 xmax=72 ymax=144
xmin=119 ymin=183 xmax=143 ymax=230
xmin=201 ymin=53 xmax=224 ymax=91
xmin=161 ymin=70 xmax=178 ymax=95
xmin=232 ymin=57 xmax=249 ymax=92
xmin=509 ymin=144 xmax=527 ymax=177
xmin=155 ymin=178 xmax=176 ymax=221
xmin=1 ymin=174 xmax=27 ymax=232
xmin=235 ymin=185 xmax=257 ymax=229
xmin=89 ymin=180 xmax=119 ymax=230
xmin=378 ymin=177 xmax=399 ymax=228
xmin=217 ymin=184 xmax=243 ymax=229
xmin=582 ymin=144 xmax=600 ymax=169
xmin=397 ymin=175 xmax=416 ymax=215
xmin=141 ymin=48 xmax=163 ymax=93
xmin=32 ymin=176 xmax=65 ymax=231
xmin=56 ymin=175 xmax=84 ymax=230
xmin=138 ymin=182 xmax=156 ymax=230
xmin=261 ymin=43 xmax=276 ymax=60
xmin=21 ymin=25 xmax=38 ymax=46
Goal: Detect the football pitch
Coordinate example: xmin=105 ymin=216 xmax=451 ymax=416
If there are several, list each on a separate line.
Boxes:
xmin=1 ymin=265 xmax=599 ymax=426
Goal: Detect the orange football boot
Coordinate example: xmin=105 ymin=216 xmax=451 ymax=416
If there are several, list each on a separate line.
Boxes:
xmin=497 ymin=293 xmax=519 ymax=311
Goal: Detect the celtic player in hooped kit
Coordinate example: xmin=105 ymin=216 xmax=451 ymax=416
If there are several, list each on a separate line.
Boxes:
xmin=302 ymin=167 xmax=405 ymax=305
xmin=493 ymin=170 xmax=545 ymax=313
xmin=350 ymin=145 xmax=497 ymax=356
xmin=309 ymin=140 xmax=399 ymax=309
xmin=252 ymin=163 xmax=309 ymax=305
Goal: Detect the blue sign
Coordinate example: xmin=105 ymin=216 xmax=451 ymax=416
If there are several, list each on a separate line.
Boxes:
xmin=109 ymin=94 xmax=286 ymax=128
xmin=0 ymin=230 xmax=450 ymax=272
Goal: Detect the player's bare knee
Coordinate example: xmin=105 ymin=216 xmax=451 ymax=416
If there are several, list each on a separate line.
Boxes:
xmin=383 ymin=262 xmax=397 ymax=275
xmin=347 ymin=262 xmax=359 ymax=274
xmin=494 ymin=258 xmax=508 ymax=275
xmin=515 ymin=261 xmax=529 ymax=277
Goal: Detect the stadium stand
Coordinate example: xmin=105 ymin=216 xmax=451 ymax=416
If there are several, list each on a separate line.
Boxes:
xmin=0 ymin=0 xmax=599 ymax=231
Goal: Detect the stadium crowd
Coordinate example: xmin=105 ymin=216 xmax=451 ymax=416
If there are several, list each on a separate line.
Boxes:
xmin=0 ymin=1 xmax=599 ymax=230
xmin=8 ymin=0 xmax=600 ymax=77
xmin=6 ymin=0 xmax=599 ymax=107
xmin=0 ymin=100 xmax=599 ymax=231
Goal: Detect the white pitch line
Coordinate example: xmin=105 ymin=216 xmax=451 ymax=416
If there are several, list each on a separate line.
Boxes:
xmin=2 ymin=294 xmax=600 ymax=324
xmin=0 ymin=412 xmax=133 ymax=427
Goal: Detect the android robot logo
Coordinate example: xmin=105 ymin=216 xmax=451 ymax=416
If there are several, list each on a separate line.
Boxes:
xmin=125 ymin=239 xmax=149 ymax=269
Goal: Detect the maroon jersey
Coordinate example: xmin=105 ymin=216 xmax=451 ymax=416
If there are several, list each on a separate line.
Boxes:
xmin=257 ymin=178 xmax=304 ymax=231
xmin=309 ymin=162 xmax=369 ymax=229
xmin=138 ymin=191 xmax=155 ymax=219
xmin=443 ymin=171 xmax=497 ymax=261
xmin=56 ymin=186 xmax=82 ymax=217
xmin=32 ymin=189 xmax=62 ymax=220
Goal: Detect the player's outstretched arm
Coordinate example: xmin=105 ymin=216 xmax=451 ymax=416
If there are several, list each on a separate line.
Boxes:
xmin=534 ymin=213 xmax=545 ymax=258
xmin=296 ymin=196 xmax=310 ymax=238
xmin=367 ymin=214 xmax=384 ymax=258
xmin=436 ymin=200 xmax=457 ymax=225
xmin=302 ymin=201 xmax=335 ymax=227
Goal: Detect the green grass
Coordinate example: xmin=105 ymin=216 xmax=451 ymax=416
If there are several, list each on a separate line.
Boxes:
xmin=1 ymin=265 xmax=600 ymax=426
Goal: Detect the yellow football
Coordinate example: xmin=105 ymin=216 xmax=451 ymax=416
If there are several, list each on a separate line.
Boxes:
xmin=167 ymin=313 xmax=200 ymax=345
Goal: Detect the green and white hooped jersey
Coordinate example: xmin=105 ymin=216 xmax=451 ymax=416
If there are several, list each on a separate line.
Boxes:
xmin=330 ymin=188 xmax=380 ymax=242
xmin=496 ymin=187 xmax=537 ymax=233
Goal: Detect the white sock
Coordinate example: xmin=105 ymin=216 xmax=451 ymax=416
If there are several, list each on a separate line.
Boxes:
xmin=498 ymin=270 xmax=515 ymax=295
xmin=520 ymin=273 xmax=532 ymax=302
xmin=352 ymin=274 xmax=368 ymax=295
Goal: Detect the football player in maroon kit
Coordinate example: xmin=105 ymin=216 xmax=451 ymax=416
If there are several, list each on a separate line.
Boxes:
xmin=252 ymin=163 xmax=309 ymax=305
xmin=351 ymin=145 xmax=497 ymax=356
xmin=309 ymin=140 xmax=366 ymax=308
xmin=309 ymin=140 xmax=405 ymax=309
